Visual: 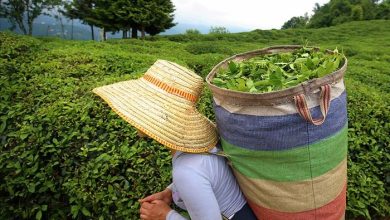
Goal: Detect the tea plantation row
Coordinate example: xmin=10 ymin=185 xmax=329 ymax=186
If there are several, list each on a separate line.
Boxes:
xmin=0 ymin=20 xmax=389 ymax=219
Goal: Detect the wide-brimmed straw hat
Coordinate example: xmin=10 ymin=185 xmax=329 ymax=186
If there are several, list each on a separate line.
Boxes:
xmin=92 ymin=60 xmax=218 ymax=153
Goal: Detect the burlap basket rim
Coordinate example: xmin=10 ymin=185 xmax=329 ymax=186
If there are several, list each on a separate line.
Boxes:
xmin=206 ymin=45 xmax=348 ymax=105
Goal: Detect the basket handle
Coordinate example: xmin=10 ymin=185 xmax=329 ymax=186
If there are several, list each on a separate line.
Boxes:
xmin=294 ymin=84 xmax=331 ymax=126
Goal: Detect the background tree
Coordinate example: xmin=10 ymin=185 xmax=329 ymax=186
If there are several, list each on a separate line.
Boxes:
xmin=144 ymin=0 xmax=175 ymax=36
xmin=329 ymin=0 xmax=353 ymax=25
xmin=209 ymin=26 xmax=229 ymax=34
xmin=308 ymin=3 xmax=333 ymax=28
xmin=351 ymin=5 xmax=364 ymax=20
xmin=290 ymin=0 xmax=389 ymax=29
xmin=108 ymin=0 xmax=135 ymax=39
xmin=376 ymin=0 xmax=390 ymax=19
xmin=130 ymin=0 xmax=175 ymax=38
xmin=64 ymin=0 xmax=175 ymax=40
xmin=92 ymin=0 xmax=124 ymax=40
xmin=281 ymin=13 xmax=309 ymax=29
xmin=0 ymin=0 xmax=61 ymax=35
xmin=63 ymin=0 xmax=97 ymax=40
xmin=185 ymin=28 xmax=200 ymax=35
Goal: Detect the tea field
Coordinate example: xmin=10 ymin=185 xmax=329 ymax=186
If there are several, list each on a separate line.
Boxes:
xmin=0 ymin=20 xmax=389 ymax=219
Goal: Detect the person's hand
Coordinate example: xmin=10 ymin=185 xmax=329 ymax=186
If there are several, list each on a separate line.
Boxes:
xmin=140 ymin=200 xmax=172 ymax=220
xmin=139 ymin=188 xmax=172 ymax=205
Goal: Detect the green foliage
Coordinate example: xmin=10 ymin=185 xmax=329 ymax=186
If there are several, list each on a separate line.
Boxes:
xmin=212 ymin=47 xmax=344 ymax=93
xmin=185 ymin=42 xmax=234 ymax=55
xmin=351 ymin=5 xmax=364 ymax=20
xmin=185 ymin=29 xmax=201 ymax=35
xmin=0 ymin=32 xmax=173 ymax=219
xmin=130 ymin=0 xmax=176 ymax=37
xmin=307 ymin=0 xmax=390 ymax=28
xmin=281 ymin=14 xmax=309 ymax=29
xmin=209 ymin=26 xmax=230 ymax=34
xmin=0 ymin=20 xmax=389 ymax=219
xmin=64 ymin=0 xmax=175 ymax=38
xmin=345 ymin=79 xmax=390 ymax=219
xmin=376 ymin=0 xmax=390 ymax=19
xmin=183 ymin=53 xmax=227 ymax=77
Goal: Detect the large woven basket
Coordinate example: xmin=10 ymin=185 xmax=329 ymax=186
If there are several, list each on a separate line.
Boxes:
xmin=206 ymin=45 xmax=348 ymax=220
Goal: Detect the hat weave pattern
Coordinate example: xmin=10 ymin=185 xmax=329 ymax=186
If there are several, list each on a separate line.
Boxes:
xmin=93 ymin=60 xmax=218 ymax=153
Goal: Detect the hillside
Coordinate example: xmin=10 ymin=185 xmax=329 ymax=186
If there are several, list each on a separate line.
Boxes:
xmin=0 ymin=20 xmax=389 ymax=219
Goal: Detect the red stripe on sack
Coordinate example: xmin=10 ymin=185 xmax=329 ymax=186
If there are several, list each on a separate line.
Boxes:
xmin=324 ymin=85 xmax=331 ymax=114
xmin=294 ymin=96 xmax=303 ymax=118
xmin=143 ymin=74 xmax=197 ymax=102
xmin=324 ymin=85 xmax=330 ymax=113
xmin=295 ymin=95 xmax=308 ymax=121
xmin=247 ymin=183 xmax=346 ymax=220
xmin=320 ymin=85 xmax=326 ymax=115
xmin=299 ymin=95 xmax=312 ymax=122
xmin=319 ymin=86 xmax=326 ymax=116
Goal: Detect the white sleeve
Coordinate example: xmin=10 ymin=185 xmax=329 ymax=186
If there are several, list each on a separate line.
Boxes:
xmin=166 ymin=183 xmax=174 ymax=190
xmin=166 ymin=210 xmax=188 ymax=220
xmin=172 ymin=165 xmax=223 ymax=220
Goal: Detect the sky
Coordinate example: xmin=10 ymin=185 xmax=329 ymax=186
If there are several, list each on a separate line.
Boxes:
xmin=171 ymin=0 xmax=330 ymax=31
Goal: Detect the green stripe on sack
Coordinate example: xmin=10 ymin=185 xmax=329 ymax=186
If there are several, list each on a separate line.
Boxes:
xmin=222 ymin=125 xmax=348 ymax=182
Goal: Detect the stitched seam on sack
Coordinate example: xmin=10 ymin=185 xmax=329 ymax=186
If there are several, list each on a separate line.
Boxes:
xmin=306 ymin=121 xmax=317 ymax=218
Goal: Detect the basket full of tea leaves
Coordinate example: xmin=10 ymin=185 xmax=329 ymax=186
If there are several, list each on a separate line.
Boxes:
xmin=205 ymin=45 xmax=348 ymax=218
xmin=211 ymin=46 xmax=344 ymax=93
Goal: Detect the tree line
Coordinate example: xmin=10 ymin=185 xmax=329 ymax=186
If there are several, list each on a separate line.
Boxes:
xmin=282 ymin=0 xmax=390 ymax=29
xmin=0 ymin=0 xmax=175 ymax=39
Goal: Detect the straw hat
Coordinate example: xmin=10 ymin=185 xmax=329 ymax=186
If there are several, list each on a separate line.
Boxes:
xmin=92 ymin=60 xmax=218 ymax=153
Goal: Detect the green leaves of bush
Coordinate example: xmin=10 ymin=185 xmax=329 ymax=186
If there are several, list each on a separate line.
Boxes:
xmin=0 ymin=32 xmax=172 ymax=219
xmin=185 ymin=42 xmax=233 ymax=55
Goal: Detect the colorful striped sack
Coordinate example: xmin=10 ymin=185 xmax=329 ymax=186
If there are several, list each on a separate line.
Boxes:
xmin=206 ymin=46 xmax=348 ymax=220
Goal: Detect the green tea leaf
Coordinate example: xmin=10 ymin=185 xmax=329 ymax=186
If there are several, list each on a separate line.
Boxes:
xmin=249 ymin=87 xmax=258 ymax=93
xmin=71 ymin=206 xmax=79 ymax=218
xmin=312 ymin=57 xmax=320 ymax=66
xmin=28 ymin=183 xmax=36 ymax=193
xmin=226 ymin=79 xmax=237 ymax=90
xmin=0 ymin=118 xmax=6 ymax=133
xmin=254 ymin=80 xmax=271 ymax=87
xmin=269 ymin=71 xmax=283 ymax=89
xmin=35 ymin=210 xmax=42 ymax=220
xmin=236 ymin=78 xmax=247 ymax=91
xmin=246 ymin=78 xmax=254 ymax=88
xmin=228 ymin=61 xmax=238 ymax=73
xmin=81 ymin=207 xmax=91 ymax=217
xmin=212 ymin=78 xmax=225 ymax=87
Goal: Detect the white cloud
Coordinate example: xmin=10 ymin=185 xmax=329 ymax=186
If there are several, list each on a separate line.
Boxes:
xmin=171 ymin=0 xmax=330 ymax=30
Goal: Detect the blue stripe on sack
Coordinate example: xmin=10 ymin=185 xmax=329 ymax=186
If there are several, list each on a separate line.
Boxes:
xmin=214 ymin=91 xmax=347 ymax=151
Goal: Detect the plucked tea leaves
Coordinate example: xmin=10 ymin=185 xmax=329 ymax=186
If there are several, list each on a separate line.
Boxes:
xmin=212 ymin=47 xmax=344 ymax=93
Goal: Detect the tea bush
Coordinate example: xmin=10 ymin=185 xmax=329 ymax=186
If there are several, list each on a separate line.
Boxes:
xmin=1 ymin=20 xmax=389 ymax=219
xmin=345 ymin=79 xmax=390 ymax=218
xmin=0 ymin=33 xmax=173 ymax=219
xmin=185 ymin=42 xmax=233 ymax=55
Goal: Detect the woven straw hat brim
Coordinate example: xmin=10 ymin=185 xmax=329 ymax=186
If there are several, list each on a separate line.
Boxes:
xmin=93 ymin=78 xmax=218 ymax=153
xmin=150 ymin=64 xmax=197 ymax=89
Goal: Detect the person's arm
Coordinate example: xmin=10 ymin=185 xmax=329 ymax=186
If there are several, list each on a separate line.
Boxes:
xmin=172 ymin=165 xmax=222 ymax=220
